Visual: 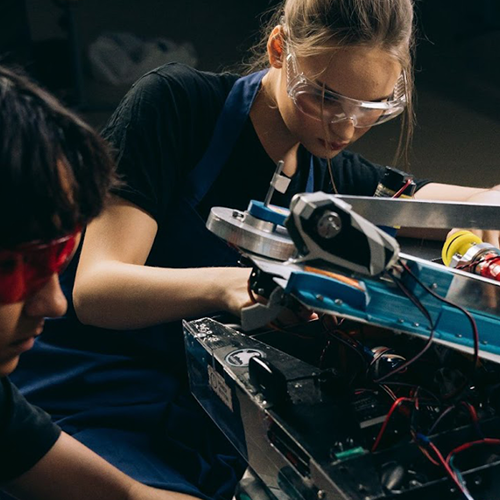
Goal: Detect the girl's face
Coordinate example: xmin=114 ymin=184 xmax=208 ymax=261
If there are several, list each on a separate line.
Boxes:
xmin=274 ymin=44 xmax=403 ymax=159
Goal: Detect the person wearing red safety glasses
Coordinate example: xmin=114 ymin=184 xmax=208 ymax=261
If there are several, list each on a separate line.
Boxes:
xmin=0 ymin=65 xmax=200 ymax=500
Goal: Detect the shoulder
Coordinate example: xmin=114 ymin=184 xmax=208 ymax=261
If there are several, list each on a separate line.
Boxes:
xmin=146 ymin=63 xmax=239 ymax=89
xmin=103 ymin=63 xmax=240 ymax=135
xmin=0 ymin=377 xmax=59 ymax=434
xmin=126 ymin=63 xmax=239 ymax=110
xmin=0 ymin=377 xmax=61 ymax=482
xmin=0 ymin=375 xmax=15 ymax=410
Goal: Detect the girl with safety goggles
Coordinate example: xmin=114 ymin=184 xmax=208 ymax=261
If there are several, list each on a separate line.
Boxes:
xmin=253 ymin=3 xmax=415 ymax=189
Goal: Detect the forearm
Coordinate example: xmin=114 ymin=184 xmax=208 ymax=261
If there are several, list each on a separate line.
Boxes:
xmin=128 ymin=483 xmax=201 ymax=500
xmin=5 ymin=433 xmax=201 ymax=500
xmin=74 ymin=261 xmax=250 ymax=329
xmin=415 ymin=182 xmax=500 ymax=202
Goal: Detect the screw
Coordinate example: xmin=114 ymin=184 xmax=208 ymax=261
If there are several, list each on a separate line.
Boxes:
xmin=398 ymin=318 xmax=405 ymax=324
xmin=316 ymin=294 xmax=324 ymax=301
xmin=431 ymin=283 xmax=438 ymax=289
xmin=334 ymin=441 xmax=344 ymax=452
xmin=482 ymin=340 xmax=488 ymax=345
xmin=456 ymin=333 xmax=463 ymax=338
xmin=412 ymin=322 xmax=420 ymax=327
xmin=317 ymin=490 xmax=326 ymax=500
xmin=334 ymin=299 xmax=343 ymax=306
xmin=317 ymin=211 xmax=342 ymax=239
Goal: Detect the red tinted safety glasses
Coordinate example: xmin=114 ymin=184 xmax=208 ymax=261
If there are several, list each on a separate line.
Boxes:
xmin=0 ymin=229 xmax=80 ymax=304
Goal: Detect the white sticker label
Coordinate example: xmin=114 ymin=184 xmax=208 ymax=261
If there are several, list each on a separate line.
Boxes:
xmin=225 ymin=348 xmax=265 ymax=367
xmin=208 ymin=364 xmax=233 ymax=412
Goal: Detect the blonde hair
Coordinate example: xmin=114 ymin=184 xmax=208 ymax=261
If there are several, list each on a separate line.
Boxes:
xmin=244 ymin=0 xmax=416 ymax=166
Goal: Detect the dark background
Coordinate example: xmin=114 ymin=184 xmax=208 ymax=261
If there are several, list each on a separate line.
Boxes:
xmin=1 ymin=0 xmax=499 ymax=186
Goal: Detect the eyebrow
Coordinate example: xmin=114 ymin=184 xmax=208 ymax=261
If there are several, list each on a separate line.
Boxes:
xmin=315 ymin=78 xmax=392 ymax=102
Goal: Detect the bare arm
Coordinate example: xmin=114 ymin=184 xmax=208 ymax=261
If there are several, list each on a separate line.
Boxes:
xmin=413 ymin=182 xmax=500 ymax=246
xmin=73 ymin=196 xmax=252 ymax=329
xmin=5 ymin=432 xmax=200 ymax=500
xmin=414 ymin=183 xmax=491 ymax=202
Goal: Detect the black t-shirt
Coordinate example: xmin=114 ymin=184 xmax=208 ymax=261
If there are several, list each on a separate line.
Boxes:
xmin=0 ymin=377 xmax=61 ymax=483
xmin=102 ymin=63 xmax=429 ymax=230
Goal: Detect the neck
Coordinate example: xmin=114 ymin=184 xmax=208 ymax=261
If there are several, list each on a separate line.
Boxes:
xmin=250 ymin=69 xmax=299 ymax=174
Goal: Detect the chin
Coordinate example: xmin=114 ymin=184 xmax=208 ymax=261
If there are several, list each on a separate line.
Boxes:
xmin=318 ymin=149 xmax=343 ymax=160
xmin=0 ymin=356 xmax=20 ymax=377
xmin=305 ymin=142 xmax=343 ymax=160
xmin=300 ymin=135 xmax=343 ymax=158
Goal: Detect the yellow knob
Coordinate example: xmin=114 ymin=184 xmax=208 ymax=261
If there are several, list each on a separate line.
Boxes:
xmin=442 ymin=230 xmax=482 ymax=267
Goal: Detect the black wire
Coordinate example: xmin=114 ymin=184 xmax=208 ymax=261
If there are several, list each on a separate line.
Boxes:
xmin=382 ymin=381 xmax=441 ymax=402
xmin=392 ymin=273 xmax=434 ymax=326
xmin=456 ymin=254 xmax=500 ymax=272
xmin=400 ymin=260 xmax=480 ymax=371
xmin=323 ymin=330 xmax=370 ymax=372
xmin=373 ymin=270 xmax=436 ymax=383
xmin=399 ymin=260 xmax=480 ymax=400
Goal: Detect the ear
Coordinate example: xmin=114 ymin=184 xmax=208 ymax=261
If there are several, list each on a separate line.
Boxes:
xmin=267 ymin=26 xmax=285 ymax=69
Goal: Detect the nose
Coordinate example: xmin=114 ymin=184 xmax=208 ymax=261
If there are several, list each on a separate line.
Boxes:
xmin=329 ymin=116 xmax=356 ymax=142
xmin=23 ymin=274 xmax=68 ymax=319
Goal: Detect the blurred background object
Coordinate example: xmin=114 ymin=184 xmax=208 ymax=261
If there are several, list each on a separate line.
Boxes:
xmin=88 ymin=32 xmax=198 ymax=85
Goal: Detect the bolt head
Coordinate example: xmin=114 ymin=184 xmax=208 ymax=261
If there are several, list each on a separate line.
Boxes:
xmin=317 ymin=211 xmax=342 ymax=239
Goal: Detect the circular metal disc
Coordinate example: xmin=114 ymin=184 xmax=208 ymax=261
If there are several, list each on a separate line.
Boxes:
xmin=206 ymin=207 xmax=296 ymax=261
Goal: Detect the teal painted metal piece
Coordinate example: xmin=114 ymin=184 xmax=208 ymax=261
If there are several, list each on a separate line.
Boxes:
xmin=284 ymin=259 xmax=500 ymax=359
xmin=248 ymin=200 xmax=289 ymax=227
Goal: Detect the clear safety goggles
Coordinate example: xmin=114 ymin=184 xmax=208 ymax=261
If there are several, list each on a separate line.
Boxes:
xmin=285 ymin=47 xmax=407 ymax=128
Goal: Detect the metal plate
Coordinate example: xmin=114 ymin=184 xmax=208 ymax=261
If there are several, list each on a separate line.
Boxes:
xmin=336 ymin=195 xmax=500 ymax=230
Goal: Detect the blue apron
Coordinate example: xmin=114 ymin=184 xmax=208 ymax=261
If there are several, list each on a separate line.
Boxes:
xmin=12 ymin=70 xmax=314 ymax=499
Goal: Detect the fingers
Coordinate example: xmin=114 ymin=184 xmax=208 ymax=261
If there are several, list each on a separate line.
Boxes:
xmin=479 ymin=230 xmax=500 ymax=247
xmin=447 ymin=229 xmax=500 ymax=249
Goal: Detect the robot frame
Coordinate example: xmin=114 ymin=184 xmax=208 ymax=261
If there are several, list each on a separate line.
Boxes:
xmin=183 ymin=185 xmax=500 ymax=500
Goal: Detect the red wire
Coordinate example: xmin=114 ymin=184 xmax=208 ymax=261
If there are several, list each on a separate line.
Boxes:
xmin=461 ymin=402 xmax=479 ymax=424
xmin=446 ymin=438 xmax=500 ymax=464
xmin=426 ymin=441 xmax=472 ymax=497
xmin=392 ymin=179 xmax=412 ymax=198
xmin=371 ymin=397 xmax=414 ymax=452
xmin=414 ymin=437 xmax=441 ymax=466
